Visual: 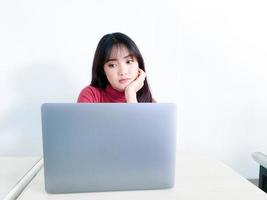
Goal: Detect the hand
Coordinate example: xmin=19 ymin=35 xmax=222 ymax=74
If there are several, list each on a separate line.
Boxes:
xmin=125 ymin=68 xmax=146 ymax=93
xmin=124 ymin=68 xmax=146 ymax=103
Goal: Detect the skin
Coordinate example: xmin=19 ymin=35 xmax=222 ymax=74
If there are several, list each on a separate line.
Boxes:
xmin=104 ymin=45 xmax=146 ymax=103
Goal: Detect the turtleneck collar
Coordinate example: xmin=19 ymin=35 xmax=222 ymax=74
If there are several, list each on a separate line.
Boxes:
xmin=104 ymin=84 xmax=126 ymax=102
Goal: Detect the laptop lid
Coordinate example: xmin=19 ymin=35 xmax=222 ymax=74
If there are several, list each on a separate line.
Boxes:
xmin=41 ymin=103 xmax=177 ymax=193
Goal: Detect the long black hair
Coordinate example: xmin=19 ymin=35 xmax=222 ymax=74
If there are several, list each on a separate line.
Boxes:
xmin=90 ymin=32 xmax=153 ymax=102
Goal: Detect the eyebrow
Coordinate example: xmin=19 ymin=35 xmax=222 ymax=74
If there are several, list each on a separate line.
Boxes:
xmin=106 ymin=55 xmax=133 ymax=62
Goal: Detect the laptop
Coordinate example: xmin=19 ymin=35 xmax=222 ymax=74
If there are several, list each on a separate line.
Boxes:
xmin=41 ymin=103 xmax=177 ymax=193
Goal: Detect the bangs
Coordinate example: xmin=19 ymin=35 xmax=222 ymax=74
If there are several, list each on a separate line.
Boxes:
xmin=104 ymin=43 xmax=138 ymax=63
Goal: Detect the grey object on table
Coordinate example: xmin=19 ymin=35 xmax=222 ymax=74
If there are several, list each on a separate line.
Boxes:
xmin=41 ymin=103 xmax=177 ymax=193
xmin=252 ymin=152 xmax=267 ymax=193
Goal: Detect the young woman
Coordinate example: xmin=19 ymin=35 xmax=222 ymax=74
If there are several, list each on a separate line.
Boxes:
xmin=77 ymin=32 xmax=155 ymax=103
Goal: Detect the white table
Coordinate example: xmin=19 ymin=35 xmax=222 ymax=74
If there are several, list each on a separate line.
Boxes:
xmin=18 ymin=155 xmax=267 ymax=200
xmin=0 ymin=157 xmax=42 ymax=200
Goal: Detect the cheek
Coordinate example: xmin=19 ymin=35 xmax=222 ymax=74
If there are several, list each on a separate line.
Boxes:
xmin=133 ymin=70 xmax=138 ymax=79
xmin=104 ymin=68 xmax=114 ymax=81
xmin=131 ymin=64 xmax=139 ymax=78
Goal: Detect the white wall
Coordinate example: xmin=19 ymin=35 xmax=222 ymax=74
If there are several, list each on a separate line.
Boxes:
xmin=1 ymin=0 xmax=267 ymax=179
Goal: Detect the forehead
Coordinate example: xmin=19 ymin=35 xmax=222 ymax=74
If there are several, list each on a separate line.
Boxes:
xmin=109 ymin=44 xmax=130 ymax=59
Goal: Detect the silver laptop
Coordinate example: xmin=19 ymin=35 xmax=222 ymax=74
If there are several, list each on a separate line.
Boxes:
xmin=41 ymin=103 xmax=177 ymax=193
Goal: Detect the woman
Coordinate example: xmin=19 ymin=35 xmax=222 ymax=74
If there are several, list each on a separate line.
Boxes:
xmin=77 ymin=32 xmax=155 ymax=103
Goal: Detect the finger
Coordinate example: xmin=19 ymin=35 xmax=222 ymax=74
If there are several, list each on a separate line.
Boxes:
xmin=139 ymin=70 xmax=146 ymax=80
xmin=138 ymin=68 xmax=145 ymax=74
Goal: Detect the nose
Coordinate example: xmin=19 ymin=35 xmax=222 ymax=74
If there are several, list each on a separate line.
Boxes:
xmin=118 ymin=65 xmax=128 ymax=76
xmin=120 ymin=71 xmax=128 ymax=76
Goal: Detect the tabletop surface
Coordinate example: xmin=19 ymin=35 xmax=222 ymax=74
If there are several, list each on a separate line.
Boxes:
xmin=18 ymin=155 xmax=267 ymax=200
xmin=0 ymin=157 xmax=41 ymax=200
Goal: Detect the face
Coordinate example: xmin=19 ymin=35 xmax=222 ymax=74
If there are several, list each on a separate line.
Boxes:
xmin=104 ymin=45 xmax=139 ymax=92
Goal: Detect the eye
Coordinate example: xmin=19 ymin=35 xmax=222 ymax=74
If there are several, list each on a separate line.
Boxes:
xmin=126 ymin=59 xmax=134 ymax=64
xmin=108 ymin=63 xmax=116 ymax=68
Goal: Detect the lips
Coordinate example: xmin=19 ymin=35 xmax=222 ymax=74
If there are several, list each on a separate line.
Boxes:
xmin=119 ymin=78 xmax=131 ymax=84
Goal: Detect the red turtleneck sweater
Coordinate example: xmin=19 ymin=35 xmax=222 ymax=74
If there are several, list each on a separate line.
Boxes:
xmin=77 ymin=85 xmax=127 ymax=103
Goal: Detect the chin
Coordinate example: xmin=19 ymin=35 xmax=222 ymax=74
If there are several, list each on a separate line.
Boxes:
xmin=116 ymin=84 xmax=130 ymax=92
xmin=121 ymin=86 xmax=127 ymax=92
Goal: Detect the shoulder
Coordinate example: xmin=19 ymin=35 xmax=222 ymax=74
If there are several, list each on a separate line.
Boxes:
xmin=77 ymin=85 xmax=103 ymax=103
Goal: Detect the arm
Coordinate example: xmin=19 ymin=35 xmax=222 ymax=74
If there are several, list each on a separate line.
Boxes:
xmin=125 ymin=89 xmax=138 ymax=103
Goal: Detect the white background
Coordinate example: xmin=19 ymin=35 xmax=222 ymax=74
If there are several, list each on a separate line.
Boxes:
xmin=0 ymin=0 xmax=267 ymax=179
